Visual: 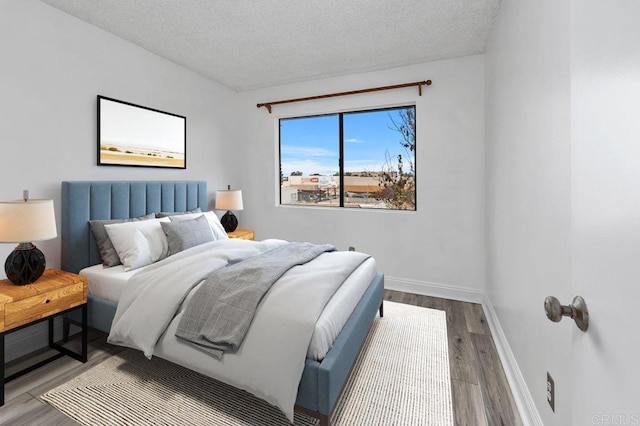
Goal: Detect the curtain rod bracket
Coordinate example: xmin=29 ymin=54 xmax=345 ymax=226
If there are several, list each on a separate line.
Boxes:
xmin=255 ymin=103 xmax=272 ymax=113
xmin=257 ymin=79 xmax=432 ymax=113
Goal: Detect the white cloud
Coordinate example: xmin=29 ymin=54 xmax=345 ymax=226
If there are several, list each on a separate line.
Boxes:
xmin=281 ymin=145 xmax=336 ymax=157
xmin=345 ymin=138 xmax=365 ymax=144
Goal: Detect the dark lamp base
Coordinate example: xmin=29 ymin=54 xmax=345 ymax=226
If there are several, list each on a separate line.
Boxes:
xmin=5 ymin=243 xmax=46 ymax=285
xmin=220 ymin=210 xmax=238 ymax=233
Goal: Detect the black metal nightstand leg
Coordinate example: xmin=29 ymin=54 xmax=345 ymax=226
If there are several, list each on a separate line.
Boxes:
xmin=0 ymin=333 xmax=4 ymax=406
xmin=48 ymin=317 xmax=54 ymax=346
xmin=81 ymin=304 xmax=88 ymax=362
xmin=49 ymin=304 xmax=88 ymax=363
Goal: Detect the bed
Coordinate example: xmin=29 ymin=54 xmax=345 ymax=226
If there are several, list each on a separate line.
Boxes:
xmin=60 ymin=180 xmax=384 ymax=426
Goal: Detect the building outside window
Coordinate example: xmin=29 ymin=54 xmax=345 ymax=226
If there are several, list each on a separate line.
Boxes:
xmin=279 ymin=105 xmax=416 ymax=210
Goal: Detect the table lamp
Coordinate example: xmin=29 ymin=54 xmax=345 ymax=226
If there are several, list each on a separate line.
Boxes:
xmin=0 ymin=191 xmax=57 ymax=285
xmin=215 ymin=185 xmax=243 ymax=233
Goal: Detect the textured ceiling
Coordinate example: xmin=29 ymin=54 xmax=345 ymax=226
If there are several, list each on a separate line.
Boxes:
xmin=40 ymin=0 xmax=502 ymax=91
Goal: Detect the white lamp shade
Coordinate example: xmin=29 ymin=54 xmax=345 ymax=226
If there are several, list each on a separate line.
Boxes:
xmin=0 ymin=199 xmax=58 ymax=243
xmin=215 ymin=190 xmax=243 ymax=211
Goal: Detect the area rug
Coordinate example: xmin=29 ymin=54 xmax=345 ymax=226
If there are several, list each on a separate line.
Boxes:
xmin=42 ymin=301 xmax=453 ymax=425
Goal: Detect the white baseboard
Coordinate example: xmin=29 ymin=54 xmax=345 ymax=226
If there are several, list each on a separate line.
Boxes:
xmin=385 ymin=275 xmax=484 ymax=303
xmin=482 ymin=295 xmax=543 ymax=426
xmin=4 ymin=321 xmax=65 ymax=363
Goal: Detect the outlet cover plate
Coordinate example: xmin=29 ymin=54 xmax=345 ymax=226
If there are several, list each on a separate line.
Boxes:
xmin=547 ymin=372 xmax=555 ymax=412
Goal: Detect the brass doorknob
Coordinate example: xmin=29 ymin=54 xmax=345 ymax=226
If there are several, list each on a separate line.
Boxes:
xmin=544 ymin=296 xmax=589 ymax=332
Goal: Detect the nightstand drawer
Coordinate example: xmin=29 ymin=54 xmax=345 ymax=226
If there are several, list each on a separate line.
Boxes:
xmin=3 ymin=282 xmax=84 ymax=329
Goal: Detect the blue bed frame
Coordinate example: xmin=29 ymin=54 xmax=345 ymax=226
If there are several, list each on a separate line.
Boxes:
xmin=60 ymin=180 xmax=384 ymax=426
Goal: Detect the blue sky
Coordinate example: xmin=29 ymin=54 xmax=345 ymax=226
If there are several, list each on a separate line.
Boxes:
xmin=280 ymin=107 xmax=414 ymax=176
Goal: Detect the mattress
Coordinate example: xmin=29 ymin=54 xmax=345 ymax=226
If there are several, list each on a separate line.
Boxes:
xmin=80 ymin=256 xmax=376 ymax=360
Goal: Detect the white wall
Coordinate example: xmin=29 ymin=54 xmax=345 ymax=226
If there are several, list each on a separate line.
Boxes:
xmin=237 ymin=56 xmax=486 ymax=300
xmin=0 ymin=0 xmax=243 ymax=268
xmin=0 ymin=0 xmax=242 ymax=360
xmin=484 ymin=0 xmax=572 ymax=424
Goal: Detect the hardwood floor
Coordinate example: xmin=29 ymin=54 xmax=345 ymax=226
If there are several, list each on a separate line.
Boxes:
xmin=0 ymin=292 xmax=522 ymax=425
xmin=384 ymin=289 xmax=522 ymax=426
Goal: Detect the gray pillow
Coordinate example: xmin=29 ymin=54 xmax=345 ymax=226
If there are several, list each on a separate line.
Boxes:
xmin=90 ymin=213 xmax=156 ymax=267
xmin=155 ymin=207 xmax=201 ymax=218
xmin=161 ymin=215 xmax=215 ymax=256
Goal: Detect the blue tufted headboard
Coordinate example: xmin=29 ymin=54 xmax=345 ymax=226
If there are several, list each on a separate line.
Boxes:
xmin=61 ymin=181 xmax=207 ymax=273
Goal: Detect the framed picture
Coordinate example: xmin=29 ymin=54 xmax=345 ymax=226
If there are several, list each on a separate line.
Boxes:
xmin=97 ymin=96 xmax=186 ymax=169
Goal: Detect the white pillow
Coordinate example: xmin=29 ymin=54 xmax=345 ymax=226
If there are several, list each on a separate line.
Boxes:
xmin=169 ymin=211 xmax=229 ymax=240
xmin=104 ymin=217 xmax=170 ymax=271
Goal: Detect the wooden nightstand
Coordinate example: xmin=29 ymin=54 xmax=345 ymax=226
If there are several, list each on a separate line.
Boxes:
xmin=0 ymin=269 xmax=88 ymax=405
xmin=227 ymin=228 xmax=255 ymax=240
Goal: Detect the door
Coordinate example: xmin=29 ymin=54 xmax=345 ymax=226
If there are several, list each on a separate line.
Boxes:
xmin=571 ymin=1 xmax=640 ymax=424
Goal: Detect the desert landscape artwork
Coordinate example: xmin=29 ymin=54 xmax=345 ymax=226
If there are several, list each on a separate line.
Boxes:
xmin=98 ymin=96 xmax=186 ymax=168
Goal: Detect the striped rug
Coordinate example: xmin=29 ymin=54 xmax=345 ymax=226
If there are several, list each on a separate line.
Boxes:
xmin=42 ymin=301 xmax=453 ymax=425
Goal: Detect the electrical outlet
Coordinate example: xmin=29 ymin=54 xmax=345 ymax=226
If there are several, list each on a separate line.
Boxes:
xmin=547 ymin=372 xmax=555 ymax=412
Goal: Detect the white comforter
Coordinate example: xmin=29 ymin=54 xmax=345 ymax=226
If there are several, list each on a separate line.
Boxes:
xmin=107 ymin=238 xmax=370 ymax=421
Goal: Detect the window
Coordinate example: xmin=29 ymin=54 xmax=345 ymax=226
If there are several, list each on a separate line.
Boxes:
xmin=279 ymin=106 xmax=416 ymax=210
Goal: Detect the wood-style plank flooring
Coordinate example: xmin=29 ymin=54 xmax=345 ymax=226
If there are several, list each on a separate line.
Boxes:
xmin=0 ymin=292 xmax=521 ymax=425
xmin=384 ymin=290 xmax=523 ymax=426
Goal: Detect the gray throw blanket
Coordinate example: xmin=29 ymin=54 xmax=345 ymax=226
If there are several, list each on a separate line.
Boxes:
xmin=175 ymin=242 xmax=336 ymax=358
